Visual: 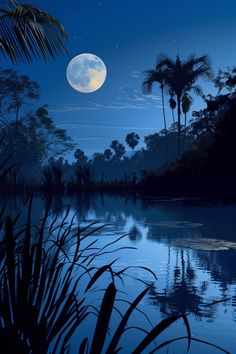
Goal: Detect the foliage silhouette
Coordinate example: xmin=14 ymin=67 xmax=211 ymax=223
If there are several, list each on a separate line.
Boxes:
xmin=0 ymin=68 xmax=40 ymax=122
xmin=110 ymin=140 xmax=126 ymax=159
xmin=0 ymin=0 xmax=67 ymax=63
xmin=148 ymin=54 xmax=213 ymax=155
xmin=214 ymin=67 xmax=236 ymax=93
xmin=1 ymin=105 xmax=74 ymax=179
xmin=140 ymin=90 xmax=236 ymax=195
xmin=0 ymin=198 xmax=230 ymax=353
xmin=125 ymin=132 xmax=140 ymax=152
xmin=143 ymin=66 xmax=168 ymax=137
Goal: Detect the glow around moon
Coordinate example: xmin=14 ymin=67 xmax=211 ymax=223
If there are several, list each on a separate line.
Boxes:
xmin=66 ymin=53 xmax=107 ymax=93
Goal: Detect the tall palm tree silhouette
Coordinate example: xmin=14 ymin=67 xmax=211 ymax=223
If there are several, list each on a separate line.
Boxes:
xmin=155 ymin=54 xmax=213 ymax=155
xmin=0 ymin=0 xmax=67 ymax=63
xmin=142 ymin=67 xmax=167 ymax=137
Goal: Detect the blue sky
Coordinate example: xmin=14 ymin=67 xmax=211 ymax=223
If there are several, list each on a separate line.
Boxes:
xmin=10 ymin=0 xmax=236 ymax=158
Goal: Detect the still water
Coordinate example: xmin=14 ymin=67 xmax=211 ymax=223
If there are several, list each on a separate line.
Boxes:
xmin=4 ymin=194 xmax=236 ymax=353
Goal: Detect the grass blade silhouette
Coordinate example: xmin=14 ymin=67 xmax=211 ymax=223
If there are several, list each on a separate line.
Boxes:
xmin=105 ymin=287 xmax=150 ymax=353
xmin=132 ymin=314 xmax=183 ymax=354
xmin=89 ymin=282 xmax=117 ymax=354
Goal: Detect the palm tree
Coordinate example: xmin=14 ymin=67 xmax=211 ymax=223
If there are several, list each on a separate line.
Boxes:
xmin=0 ymin=0 xmax=67 ymax=63
xmin=156 ymin=54 xmax=213 ymax=155
xmin=142 ymin=67 xmax=167 ymax=137
xmin=125 ymin=132 xmax=140 ymax=153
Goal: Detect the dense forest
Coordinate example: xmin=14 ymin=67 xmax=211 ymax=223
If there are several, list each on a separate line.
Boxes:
xmin=1 ymin=62 xmax=236 ymax=196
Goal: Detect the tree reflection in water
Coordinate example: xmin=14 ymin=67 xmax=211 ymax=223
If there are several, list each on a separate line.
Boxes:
xmin=148 ymin=248 xmax=216 ymax=319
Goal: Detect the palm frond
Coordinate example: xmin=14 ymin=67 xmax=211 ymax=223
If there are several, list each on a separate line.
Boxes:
xmin=156 ymin=54 xmax=175 ymax=70
xmin=191 ymin=84 xmax=204 ymax=96
xmin=184 ymin=54 xmax=213 ymax=81
xmin=0 ymin=1 xmax=67 ymax=63
xmin=142 ymin=70 xmax=156 ymax=94
xmin=142 ymin=69 xmax=166 ymax=94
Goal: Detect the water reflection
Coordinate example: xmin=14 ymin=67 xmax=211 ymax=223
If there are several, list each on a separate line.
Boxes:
xmin=128 ymin=224 xmax=143 ymax=242
xmin=1 ymin=193 xmax=236 ymax=351
xmin=148 ymin=248 xmax=215 ymax=319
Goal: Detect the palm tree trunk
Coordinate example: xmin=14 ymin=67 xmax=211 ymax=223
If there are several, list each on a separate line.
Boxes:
xmin=172 ymin=109 xmax=175 ymax=125
xmin=177 ymin=96 xmax=181 ymax=156
xmin=161 ymin=86 xmax=167 ymax=135
xmin=183 ymin=113 xmax=187 ymax=152
xmin=161 ymin=86 xmax=168 ymax=159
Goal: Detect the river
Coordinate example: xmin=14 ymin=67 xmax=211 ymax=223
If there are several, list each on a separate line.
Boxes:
xmin=2 ymin=194 xmax=236 ymax=353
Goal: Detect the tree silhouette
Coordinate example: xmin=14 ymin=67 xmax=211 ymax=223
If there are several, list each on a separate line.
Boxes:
xmin=125 ymin=132 xmax=140 ymax=152
xmin=110 ymin=140 xmax=126 ymax=159
xmin=1 ymin=106 xmax=74 ymax=177
xmin=214 ymin=67 xmax=236 ymax=93
xmin=143 ymin=66 xmax=167 ymax=137
xmin=144 ymin=133 xmax=160 ymax=151
xmin=104 ymin=148 xmax=113 ymax=160
xmin=0 ymin=1 xmax=67 ymax=63
xmin=74 ymin=148 xmax=88 ymax=166
xmin=0 ymin=68 xmax=40 ymax=122
xmin=0 ymin=2 xmax=68 ymax=182
xmin=155 ymin=54 xmax=213 ymax=155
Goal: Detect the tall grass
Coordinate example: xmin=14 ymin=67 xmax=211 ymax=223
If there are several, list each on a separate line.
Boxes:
xmin=0 ymin=197 xmax=230 ymax=354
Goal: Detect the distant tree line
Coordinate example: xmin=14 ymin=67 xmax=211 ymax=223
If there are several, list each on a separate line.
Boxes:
xmin=1 ymin=52 xmax=236 ymax=196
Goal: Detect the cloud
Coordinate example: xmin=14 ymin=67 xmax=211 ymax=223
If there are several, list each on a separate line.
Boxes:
xmin=131 ymin=70 xmax=141 ymax=78
xmin=50 ymin=101 xmax=146 ymax=113
xmin=118 ymin=85 xmax=162 ymax=103
xmin=57 ymin=121 xmax=156 ymax=130
xmin=51 ymin=84 xmax=163 ymax=113
xmin=67 ymin=137 xmax=108 ymax=140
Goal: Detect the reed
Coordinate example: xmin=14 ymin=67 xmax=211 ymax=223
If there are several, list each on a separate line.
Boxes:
xmin=0 ymin=197 xmax=229 ymax=354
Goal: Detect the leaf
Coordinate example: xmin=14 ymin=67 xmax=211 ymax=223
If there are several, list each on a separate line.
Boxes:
xmin=85 ymin=262 xmax=115 ymax=292
xmin=182 ymin=314 xmax=191 ymax=352
xmin=79 ymin=338 xmax=89 ymax=354
xmin=89 ymin=283 xmax=117 ymax=354
xmin=0 ymin=2 xmax=67 ymax=63
xmin=149 ymin=336 xmax=230 ymax=354
xmin=132 ymin=315 xmax=182 ymax=354
xmin=105 ymin=287 xmax=150 ymax=353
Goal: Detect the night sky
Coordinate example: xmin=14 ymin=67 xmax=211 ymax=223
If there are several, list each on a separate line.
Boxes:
xmin=10 ymin=0 xmax=236 ymax=158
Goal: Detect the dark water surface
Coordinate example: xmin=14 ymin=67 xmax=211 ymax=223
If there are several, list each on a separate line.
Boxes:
xmin=3 ymin=194 xmax=236 ymax=353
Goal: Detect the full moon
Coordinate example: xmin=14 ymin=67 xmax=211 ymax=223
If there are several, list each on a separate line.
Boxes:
xmin=66 ymin=53 xmax=107 ymax=93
